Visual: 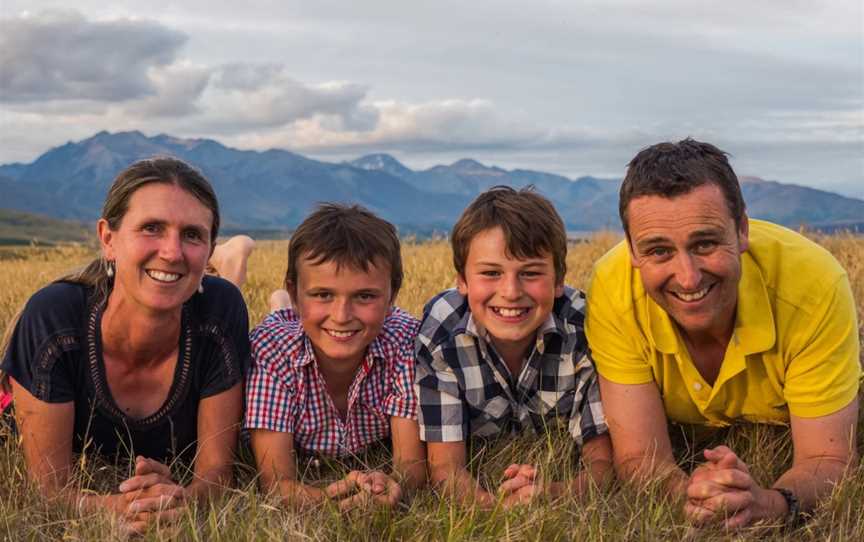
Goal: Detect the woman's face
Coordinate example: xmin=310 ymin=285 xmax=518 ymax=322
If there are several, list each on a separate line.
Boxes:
xmin=99 ymin=182 xmax=214 ymax=315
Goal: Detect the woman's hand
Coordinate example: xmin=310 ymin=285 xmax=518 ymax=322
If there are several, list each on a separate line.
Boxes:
xmin=118 ymin=456 xmax=188 ymax=534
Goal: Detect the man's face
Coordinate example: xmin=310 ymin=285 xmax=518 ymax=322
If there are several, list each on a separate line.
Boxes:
xmin=626 ymin=183 xmax=749 ymax=342
xmin=457 ymin=226 xmax=564 ymax=363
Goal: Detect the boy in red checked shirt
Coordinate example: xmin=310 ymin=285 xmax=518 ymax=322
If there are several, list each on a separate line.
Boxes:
xmin=244 ymin=204 xmax=425 ymax=509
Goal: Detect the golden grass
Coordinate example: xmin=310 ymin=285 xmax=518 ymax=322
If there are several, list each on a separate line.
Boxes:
xmin=1 ymin=232 xmax=863 ymax=541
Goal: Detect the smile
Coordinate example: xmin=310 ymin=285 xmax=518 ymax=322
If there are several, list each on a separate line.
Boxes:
xmin=491 ymin=306 xmax=530 ymax=318
xmin=671 ymin=285 xmax=712 ymax=302
xmin=324 ymin=329 xmax=360 ymax=338
xmin=146 ymin=269 xmax=183 ymax=283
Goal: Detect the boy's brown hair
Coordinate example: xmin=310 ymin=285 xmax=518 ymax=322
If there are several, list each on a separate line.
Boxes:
xmin=285 ymin=203 xmax=403 ymax=299
xmin=451 ymin=185 xmax=567 ymax=284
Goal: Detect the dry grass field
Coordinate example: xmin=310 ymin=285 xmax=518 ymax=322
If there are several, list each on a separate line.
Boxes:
xmin=1 ymin=232 xmax=863 ymax=541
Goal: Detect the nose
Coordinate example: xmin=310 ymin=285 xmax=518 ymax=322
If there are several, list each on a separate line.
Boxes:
xmin=674 ymin=252 xmax=702 ymax=290
xmin=330 ymin=296 xmax=352 ymax=324
xmin=159 ymin=230 xmax=183 ymax=263
xmin=499 ymin=272 xmax=523 ymax=301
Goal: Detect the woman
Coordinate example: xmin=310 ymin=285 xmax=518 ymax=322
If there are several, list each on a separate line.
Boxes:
xmin=0 ymin=157 xmax=250 ymax=533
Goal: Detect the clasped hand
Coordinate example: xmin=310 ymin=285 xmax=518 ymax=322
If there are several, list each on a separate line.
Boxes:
xmin=324 ymin=470 xmax=403 ymax=510
xmin=684 ymin=445 xmax=770 ymax=529
xmin=497 ymin=463 xmax=548 ymax=508
xmin=117 ymin=456 xmax=187 ymax=534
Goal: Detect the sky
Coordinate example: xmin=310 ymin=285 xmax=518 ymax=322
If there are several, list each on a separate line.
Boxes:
xmin=1 ymin=1 xmax=862 ymax=198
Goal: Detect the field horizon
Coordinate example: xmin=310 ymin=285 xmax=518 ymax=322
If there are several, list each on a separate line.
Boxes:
xmin=1 ymin=233 xmax=863 ymax=541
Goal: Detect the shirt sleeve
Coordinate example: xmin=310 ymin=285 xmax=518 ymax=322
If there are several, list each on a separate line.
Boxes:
xmin=243 ymin=312 xmax=299 ymax=433
xmin=568 ymin=349 xmax=609 ymax=446
xmin=1 ymin=283 xmax=82 ymax=403
xmin=382 ymin=316 xmax=419 ymax=420
xmin=783 ymin=273 xmax=861 ymax=418
xmin=414 ymin=339 xmax=468 ymax=442
xmin=585 ymin=264 xmax=655 ymax=385
xmin=200 ymin=281 xmax=250 ymax=398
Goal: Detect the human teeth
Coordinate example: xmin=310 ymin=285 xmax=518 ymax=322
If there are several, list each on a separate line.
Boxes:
xmin=495 ymin=307 xmax=527 ymax=317
xmin=147 ymin=270 xmax=181 ymax=282
xmin=326 ymin=330 xmax=357 ymax=338
xmin=676 ymin=287 xmax=709 ymax=302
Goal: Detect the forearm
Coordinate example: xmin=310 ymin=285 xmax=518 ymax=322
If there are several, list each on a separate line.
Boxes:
xmin=275 ymin=479 xmax=327 ymax=507
xmin=393 ymin=459 xmax=427 ymax=493
xmin=431 ymin=465 xmax=496 ymax=507
xmin=755 ymin=452 xmax=859 ymax=520
xmin=616 ymin=454 xmax=688 ymax=496
xmin=185 ymin=463 xmax=234 ymax=502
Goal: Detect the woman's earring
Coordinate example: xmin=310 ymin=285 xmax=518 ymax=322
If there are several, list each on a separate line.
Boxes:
xmin=105 ymin=259 xmax=115 ymax=278
xmin=198 ymin=281 xmax=204 ymax=294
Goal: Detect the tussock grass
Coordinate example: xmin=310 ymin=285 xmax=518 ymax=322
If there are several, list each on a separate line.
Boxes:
xmin=1 ymin=233 xmax=863 ymax=541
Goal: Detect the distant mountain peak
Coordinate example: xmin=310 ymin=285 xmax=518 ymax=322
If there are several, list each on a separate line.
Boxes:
xmin=451 ymin=158 xmax=486 ymax=170
xmin=349 ymin=153 xmax=413 ymax=178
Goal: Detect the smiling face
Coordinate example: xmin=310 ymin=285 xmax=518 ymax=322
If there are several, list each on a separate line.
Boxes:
xmin=99 ymin=182 xmax=213 ymax=315
xmin=457 ymin=226 xmax=564 ymax=364
xmin=626 ymin=183 xmax=749 ymax=343
xmin=289 ymin=256 xmax=392 ymax=369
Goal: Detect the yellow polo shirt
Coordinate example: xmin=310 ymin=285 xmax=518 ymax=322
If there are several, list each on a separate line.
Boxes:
xmin=585 ymin=220 xmax=860 ymax=426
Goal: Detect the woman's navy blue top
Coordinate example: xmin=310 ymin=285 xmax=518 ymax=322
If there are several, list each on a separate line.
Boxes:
xmin=0 ymin=275 xmax=250 ymax=464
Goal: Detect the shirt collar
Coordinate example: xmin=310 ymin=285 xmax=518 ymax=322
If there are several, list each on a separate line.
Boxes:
xmin=646 ymin=251 xmax=775 ymax=355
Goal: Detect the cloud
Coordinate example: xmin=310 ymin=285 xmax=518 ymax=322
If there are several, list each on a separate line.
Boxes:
xmin=199 ymin=64 xmax=378 ymax=132
xmin=0 ymin=10 xmax=187 ymax=103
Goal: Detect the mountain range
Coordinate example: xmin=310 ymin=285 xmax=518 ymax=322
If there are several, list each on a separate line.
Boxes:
xmin=1 ymin=131 xmax=862 ymax=236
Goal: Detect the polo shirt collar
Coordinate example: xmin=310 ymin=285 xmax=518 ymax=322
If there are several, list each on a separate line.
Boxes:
xmin=646 ymin=251 xmax=775 ymax=355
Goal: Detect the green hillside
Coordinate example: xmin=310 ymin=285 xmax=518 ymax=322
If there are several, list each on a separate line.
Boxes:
xmin=0 ymin=208 xmax=92 ymax=246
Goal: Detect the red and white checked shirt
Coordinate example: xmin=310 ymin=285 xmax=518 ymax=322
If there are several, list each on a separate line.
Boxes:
xmin=244 ymin=307 xmax=419 ymax=457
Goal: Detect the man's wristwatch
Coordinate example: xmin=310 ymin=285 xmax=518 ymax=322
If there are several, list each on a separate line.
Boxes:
xmin=773 ymin=487 xmax=801 ymax=527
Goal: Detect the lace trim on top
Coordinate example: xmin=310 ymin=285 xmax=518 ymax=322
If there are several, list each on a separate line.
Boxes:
xmin=86 ymin=301 xmax=193 ymax=428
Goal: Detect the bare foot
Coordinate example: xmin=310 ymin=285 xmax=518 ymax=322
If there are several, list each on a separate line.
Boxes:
xmin=209 ymin=235 xmax=256 ymax=288
xmin=269 ymin=289 xmax=292 ymax=311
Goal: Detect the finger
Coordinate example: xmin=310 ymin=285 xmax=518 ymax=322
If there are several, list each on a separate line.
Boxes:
xmin=126 ymin=493 xmax=185 ymax=515
xmin=723 ymin=508 xmax=753 ymax=530
xmin=698 ymin=490 xmax=755 ymax=515
xmin=338 ymin=492 xmax=370 ymax=512
xmin=499 ymin=475 xmax=533 ymax=495
xmin=684 ymin=501 xmax=716 ymax=526
xmin=325 ymin=477 xmax=359 ymax=499
xmin=688 ymin=470 xmax=752 ymax=495
xmin=119 ymin=472 xmax=166 ymax=494
xmin=687 ymin=480 xmax=729 ymax=501
xmin=135 ymin=507 xmax=185 ymax=524
xmin=135 ymin=457 xmax=172 ymax=478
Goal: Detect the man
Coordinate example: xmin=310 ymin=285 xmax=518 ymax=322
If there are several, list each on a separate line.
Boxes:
xmin=585 ymin=139 xmax=860 ymax=528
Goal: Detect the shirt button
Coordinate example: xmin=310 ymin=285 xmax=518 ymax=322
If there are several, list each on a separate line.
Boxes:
xmin=692 ymin=382 xmax=703 ymax=391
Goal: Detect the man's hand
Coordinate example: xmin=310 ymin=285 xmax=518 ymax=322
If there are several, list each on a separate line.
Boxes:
xmin=684 ymin=446 xmax=774 ymax=529
xmin=119 ymin=456 xmax=188 ymax=534
xmin=324 ymin=470 xmax=403 ymax=510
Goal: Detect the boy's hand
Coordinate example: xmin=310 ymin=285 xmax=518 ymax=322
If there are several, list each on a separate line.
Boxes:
xmin=118 ymin=456 xmax=187 ymax=534
xmin=499 ymin=463 xmax=544 ymax=508
xmin=325 ymin=470 xmax=403 ymax=510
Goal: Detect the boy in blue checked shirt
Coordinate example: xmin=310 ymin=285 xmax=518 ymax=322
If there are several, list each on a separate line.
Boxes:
xmin=415 ymin=186 xmax=612 ymax=507
xmin=245 ymin=204 xmax=425 ymax=509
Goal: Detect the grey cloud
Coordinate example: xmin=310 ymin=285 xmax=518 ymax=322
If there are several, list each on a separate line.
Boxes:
xmin=199 ymin=63 xmax=379 ymax=132
xmin=0 ymin=10 xmax=187 ymax=103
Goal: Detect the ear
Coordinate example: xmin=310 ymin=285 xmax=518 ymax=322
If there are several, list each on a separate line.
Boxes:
xmin=456 ymin=273 xmax=468 ymax=296
xmin=555 ymin=282 xmax=565 ymax=298
xmin=738 ymin=214 xmax=750 ymax=253
xmin=627 ymin=237 xmax=641 ymax=268
xmin=286 ymin=280 xmax=299 ymax=308
xmin=97 ymin=219 xmax=115 ymax=260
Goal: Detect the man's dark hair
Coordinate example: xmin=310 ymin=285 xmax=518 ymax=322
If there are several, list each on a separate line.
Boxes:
xmin=451 ymin=185 xmax=567 ymax=284
xmin=619 ymin=138 xmax=746 ymax=235
xmin=285 ymin=203 xmax=403 ymax=299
